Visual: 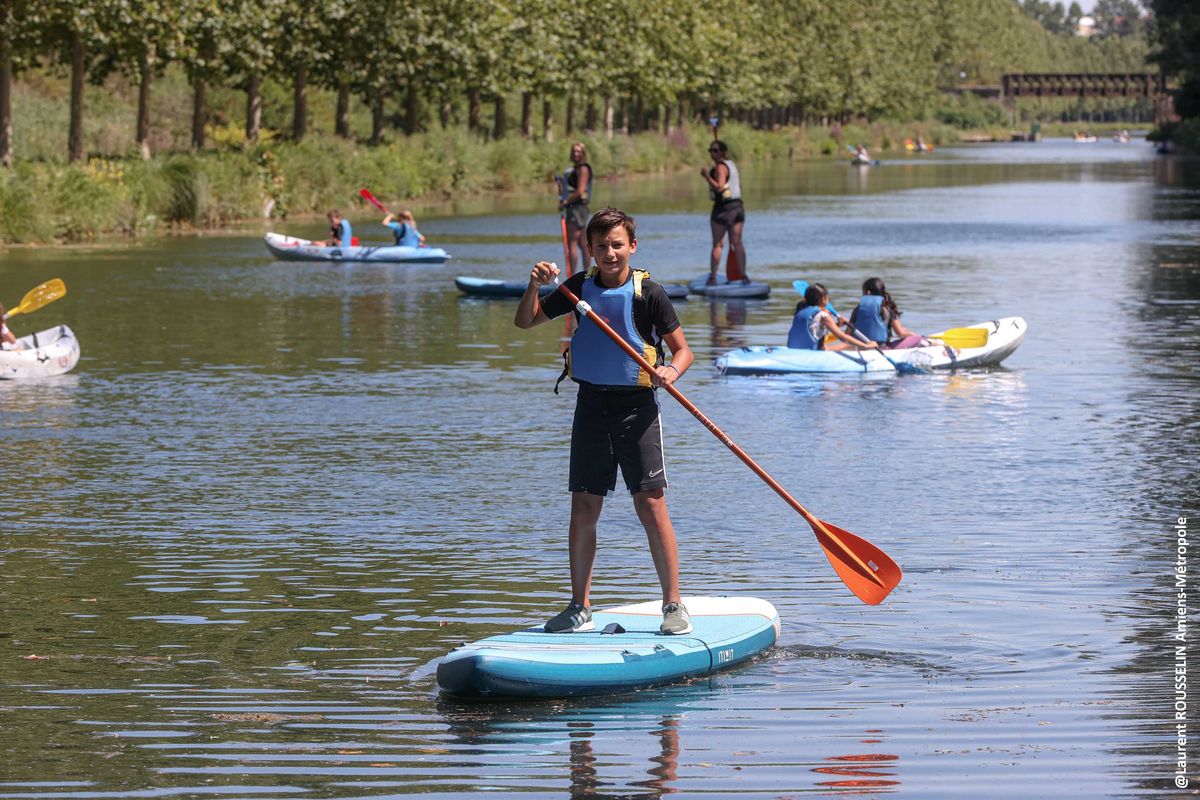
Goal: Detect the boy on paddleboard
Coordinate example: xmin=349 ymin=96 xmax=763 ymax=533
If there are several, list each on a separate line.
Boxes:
xmin=515 ymin=207 xmax=696 ymax=635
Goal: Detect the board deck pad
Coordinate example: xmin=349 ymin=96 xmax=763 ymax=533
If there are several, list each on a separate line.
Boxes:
xmin=437 ymin=596 xmax=779 ymax=698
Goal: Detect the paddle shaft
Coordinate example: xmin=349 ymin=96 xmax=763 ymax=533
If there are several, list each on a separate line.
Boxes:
xmin=555 ymin=283 xmax=885 ymax=588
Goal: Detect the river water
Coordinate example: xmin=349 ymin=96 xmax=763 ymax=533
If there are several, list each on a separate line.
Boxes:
xmin=1 ymin=138 xmax=1197 ymax=798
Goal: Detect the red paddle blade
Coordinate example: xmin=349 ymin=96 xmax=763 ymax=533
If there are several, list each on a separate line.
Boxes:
xmin=812 ymin=520 xmax=902 ymax=605
xmin=358 ymin=188 xmax=387 ymax=213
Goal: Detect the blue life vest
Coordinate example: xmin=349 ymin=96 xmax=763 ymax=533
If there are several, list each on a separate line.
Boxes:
xmin=336 ymin=219 xmax=353 ymax=248
xmin=568 ymin=269 xmax=657 ymax=387
xmin=387 ymin=222 xmax=421 ymax=248
xmin=855 ymin=295 xmax=889 ymax=343
xmin=787 ymin=306 xmax=825 ymax=350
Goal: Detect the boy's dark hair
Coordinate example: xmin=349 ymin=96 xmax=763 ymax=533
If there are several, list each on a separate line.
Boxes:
xmin=586 ymin=207 xmax=636 ymax=246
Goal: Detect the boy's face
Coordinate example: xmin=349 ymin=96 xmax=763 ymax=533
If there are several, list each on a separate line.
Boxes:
xmin=587 ymin=226 xmax=637 ymax=283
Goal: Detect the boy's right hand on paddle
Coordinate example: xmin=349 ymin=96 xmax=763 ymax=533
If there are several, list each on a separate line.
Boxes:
xmin=530 ymin=261 xmax=560 ymax=287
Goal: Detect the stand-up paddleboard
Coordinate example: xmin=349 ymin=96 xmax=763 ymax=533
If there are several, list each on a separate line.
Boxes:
xmin=688 ymin=275 xmax=771 ymax=299
xmin=437 ymin=596 xmax=779 ymax=698
xmin=456 ymin=276 xmax=689 ymax=300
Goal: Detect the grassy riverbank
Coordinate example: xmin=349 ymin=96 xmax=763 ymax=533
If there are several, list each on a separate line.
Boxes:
xmin=1 ymin=119 xmax=971 ymax=245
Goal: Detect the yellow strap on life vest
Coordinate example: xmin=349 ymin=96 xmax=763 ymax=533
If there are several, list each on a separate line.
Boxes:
xmin=582 ymin=266 xmax=649 ymax=298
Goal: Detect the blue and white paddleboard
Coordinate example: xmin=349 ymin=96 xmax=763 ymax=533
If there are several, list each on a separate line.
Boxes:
xmin=687 ymin=275 xmax=771 ymax=298
xmin=437 ymin=596 xmax=779 ymax=698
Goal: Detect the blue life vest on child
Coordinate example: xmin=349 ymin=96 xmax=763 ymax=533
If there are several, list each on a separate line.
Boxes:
xmin=387 ymin=222 xmax=421 ymax=248
xmin=787 ymin=306 xmax=825 ymax=350
xmin=568 ymin=269 xmax=658 ymax=387
xmin=855 ymin=295 xmax=889 ymax=343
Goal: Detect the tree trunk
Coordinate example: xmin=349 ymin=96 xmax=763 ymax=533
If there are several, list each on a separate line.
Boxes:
xmin=603 ymin=96 xmax=613 ymax=139
xmin=542 ymin=98 xmax=553 ymax=143
xmin=135 ymin=48 xmax=153 ymax=159
xmin=335 ymin=81 xmax=350 ymax=138
xmin=492 ymin=95 xmax=507 ymax=139
xmin=68 ymin=29 xmax=85 ymax=163
xmin=404 ymin=77 xmax=419 ymax=135
xmin=245 ymin=71 xmax=262 ymax=144
xmin=370 ymin=92 xmax=385 ymax=145
xmin=1 ymin=29 xmax=14 ymax=167
xmin=292 ymin=62 xmax=308 ymax=141
xmin=565 ymin=95 xmax=575 ymax=134
xmin=439 ymin=95 xmax=451 ymax=129
xmin=585 ymin=99 xmax=597 ymax=131
xmin=633 ymin=95 xmax=644 ymax=133
xmin=467 ymin=86 xmax=482 ymax=132
xmin=191 ymin=75 xmax=207 ymax=150
xmin=661 ymin=104 xmax=670 ymax=134
xmin=520 ymin=91 xmax=532 ymax=137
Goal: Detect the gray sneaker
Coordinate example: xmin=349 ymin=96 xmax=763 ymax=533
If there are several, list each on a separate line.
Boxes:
xmin=660 ymin=602 xmax=693 ymax=635
xmin=544 ymin=601 xmax=594 ymax=633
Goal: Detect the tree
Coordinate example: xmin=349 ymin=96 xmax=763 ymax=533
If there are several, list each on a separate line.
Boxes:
xmin=1150 ymin=0 xmax=1200 ymax=118
xmin=1094 ymin=0 xmax=1145 ymax=38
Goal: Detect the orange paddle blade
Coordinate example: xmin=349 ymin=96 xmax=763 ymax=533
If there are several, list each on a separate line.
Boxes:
xmin=812 ymin=519 xmax=903 ymax=605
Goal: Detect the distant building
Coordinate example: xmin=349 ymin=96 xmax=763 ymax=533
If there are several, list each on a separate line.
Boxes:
xmin=1076 ymin=15 xmax=1096 ymax=37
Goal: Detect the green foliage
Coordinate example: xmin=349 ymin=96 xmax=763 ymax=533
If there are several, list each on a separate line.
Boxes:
xmin=936 ymin=94 xmax=1010 ymax=129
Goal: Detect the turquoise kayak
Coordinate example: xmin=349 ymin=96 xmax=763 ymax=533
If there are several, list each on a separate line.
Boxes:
xmin=715 ymin=317 xmax=1027 ymax=375
xmin=437 ymin=596 xmax=779 ymax=698
xmin=456 ymin=276 xmax=689 ymax=300
xmin=264 ymin=232 xmax=450 ymax=263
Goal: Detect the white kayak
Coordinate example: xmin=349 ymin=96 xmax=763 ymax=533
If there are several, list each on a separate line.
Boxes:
xmin=687 ymin=275 xmax=771 ymax=299
xmin=264 ymin=232 xmax=450 ymax=263
xmin=716 ymin=317 xmax=1027 ymax=375
xmin=0 ymin=325 xmax=80 ymax=379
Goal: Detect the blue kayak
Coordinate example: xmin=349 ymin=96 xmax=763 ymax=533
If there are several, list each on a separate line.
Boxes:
xmin=437 ymin=596 xmax=779 ymax=698
xmin=265 ymin=232 xmax=450 ymax=263
xmin=456 ymin=276 xmax=689 ymax=300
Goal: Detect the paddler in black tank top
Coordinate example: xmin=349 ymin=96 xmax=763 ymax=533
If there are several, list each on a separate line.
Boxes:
xmin=559 ymin=142 xmax=592 ymax=275
xmin=699 ymin=140 xmax=749 ymax=285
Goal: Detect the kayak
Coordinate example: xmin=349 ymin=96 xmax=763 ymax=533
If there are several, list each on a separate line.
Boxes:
xmin=437 ymin=596 xmax=779 ymax=698
xmin=0 ymin=324 xmax=80 ymax=379
xmin=687 ymin=276 xmax=771 ymax=299
xmin=455 ymin=276 xmax=689 ymax=300
xmin=264 ymin=232 xmax=450 ymax=263
xmin=715 ymin=316 xmax=1027 ymax=375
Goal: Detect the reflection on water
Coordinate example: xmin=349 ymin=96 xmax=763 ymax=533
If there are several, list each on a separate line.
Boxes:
xmin=0 ymin=140 xmax=1196 ymax=798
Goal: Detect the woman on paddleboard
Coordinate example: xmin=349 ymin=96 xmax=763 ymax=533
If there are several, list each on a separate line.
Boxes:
xmin=700 ymin=140 xmax=749 ymax=285
xmin=558 ymin=142 xmax=592 ymax=275
xmin=515 ymin=207 xmax=696 ymax=636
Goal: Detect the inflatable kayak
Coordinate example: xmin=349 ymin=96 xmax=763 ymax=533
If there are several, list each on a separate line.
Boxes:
xmin=437 ymin=596 xmax=779 ymax=698
xmin=687 ymin=276 xmax=771 ymax=299
xmin=716 ymin=316 xmax=1027 ymax=375
xmin=264 ymin=232 xmax=450 ymax=263
xmin=455 ymin=276 xmax=688 ymax=300
xmin=0 ymin=324 xmax=80 ymax=379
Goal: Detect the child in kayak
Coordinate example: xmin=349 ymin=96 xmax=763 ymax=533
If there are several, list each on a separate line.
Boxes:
xmin=787 ymin=282 xmax=878 ymax=351
xmin=382 ymin=209 xmax=426 ymax=248
xmin=0 ymin=303 xmax=16 ymax=348
xmin=849 ymin=277 xmax=925 ymax=349
xmin=514 ymin=207 xmax=696 ymax=636
xmin=321 ymin=210 xmax=353 ymax=247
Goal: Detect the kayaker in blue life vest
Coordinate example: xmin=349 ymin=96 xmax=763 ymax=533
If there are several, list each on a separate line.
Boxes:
xmin=558 ymin=142 xmax=592 ymax=275
xmin=849 ymin=277 xmax=926 ymax=349
xmin=700 ymin=139 xmax=749 ymax=285
xmin=515 ymin=206 xmax=696 ymax=637
xmin=382 ymin=209 xmax=426 ymax=248
xmin=787 ymin=282 xmax=878 ymax=351
xmin=321 ymin=210 xmax=353 ymax=248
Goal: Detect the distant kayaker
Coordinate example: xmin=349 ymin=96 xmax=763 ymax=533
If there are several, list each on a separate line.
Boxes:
xmin=514 ymin=207 xmax=696 ymax=636
xmin=321 ymin=210 xmax=353 ymax=248
xmin=787 ymin=282 xmax=877 ymax=351
xmin=850 ymin=277 xmax=925 ymax=349
xmin=700 ymin=140 xmax=749 ymax=285
xmin=0 ymin=303 xmax=16 ymax=348
xmin=559 ymin=142 xmax=592 ymax=275
xmin=853 ymin=143 xmax=871 ymax=163
xmin=382 ymin=209 xmax=426 ymax=248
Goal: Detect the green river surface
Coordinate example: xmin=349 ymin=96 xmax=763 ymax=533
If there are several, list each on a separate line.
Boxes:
xmin=1 ymin=138 xmax=1197 ymax=798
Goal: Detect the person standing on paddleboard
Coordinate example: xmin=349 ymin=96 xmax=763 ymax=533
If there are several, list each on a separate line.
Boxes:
xmin=700 ymin=140 xmax=749 ymax=285
xmin=559 ymin=142 xmax=592 ymax=275
xmin=515 ymin=207 xmax=696 ymax=635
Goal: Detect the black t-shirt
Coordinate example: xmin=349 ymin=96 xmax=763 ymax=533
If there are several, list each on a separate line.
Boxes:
xmin=540 ymin=271 xmax=680 ymax=347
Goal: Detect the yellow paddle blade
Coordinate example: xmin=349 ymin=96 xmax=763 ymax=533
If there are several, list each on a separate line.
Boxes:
xmin=6 ymin=278 xmax=66 ymax=318
xmin=929 ymin=327 xmax=988 ymax=348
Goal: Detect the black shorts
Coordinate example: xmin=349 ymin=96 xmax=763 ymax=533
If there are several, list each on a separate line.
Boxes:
xmin=710 ymin=199 xmax=745 ymax=228
xmin=569 ymin=384 xmax=667 ymax=496
xmin=565 ymin=203 xmax=590 ymax=229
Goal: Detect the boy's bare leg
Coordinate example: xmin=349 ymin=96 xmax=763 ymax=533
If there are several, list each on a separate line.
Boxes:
xmin=632 ymin=488 xmax=681 ymax=605
xmin=569 ymin=491 xmax=604 ymax=606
